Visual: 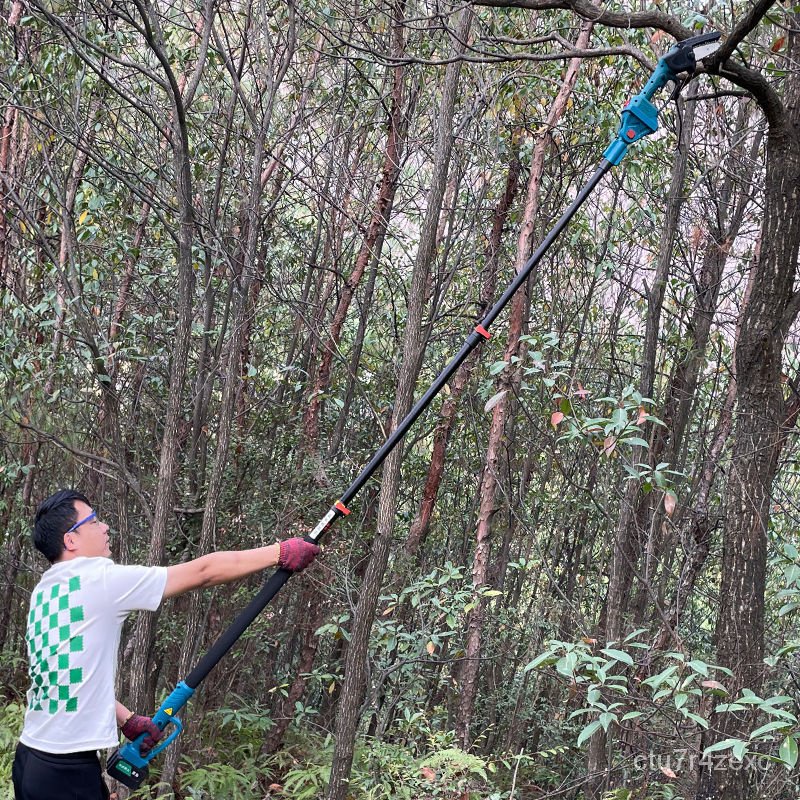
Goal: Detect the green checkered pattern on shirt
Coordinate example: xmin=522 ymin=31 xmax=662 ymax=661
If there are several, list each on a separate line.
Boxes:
xmin=26 ymin=576 xmax=85 ymax=714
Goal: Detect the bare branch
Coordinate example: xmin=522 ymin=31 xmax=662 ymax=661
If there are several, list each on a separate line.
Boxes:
xmin=471 ymin=0 xmax=693 ymax=39
xmin=7 ymin=416 xmax=154 ymax=527
xmin=709 ymin=0 xmax=780 ymax=64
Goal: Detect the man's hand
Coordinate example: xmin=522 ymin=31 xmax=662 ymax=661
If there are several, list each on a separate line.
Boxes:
xmin=278 ymin=538 xmax=320 ymax=572
xmin=121 ymin=714 xmax=163 ymax=754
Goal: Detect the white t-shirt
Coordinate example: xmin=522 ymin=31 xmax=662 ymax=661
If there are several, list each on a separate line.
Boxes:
xmin=20 ymin=557 xmax=167 ymax=753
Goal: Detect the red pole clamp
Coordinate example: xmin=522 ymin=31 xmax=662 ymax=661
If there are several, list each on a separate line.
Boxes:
xmin=475 ymin=325 xmax=491 ymax=340
xmin=334 ymin=500 xmax=351 ymax=515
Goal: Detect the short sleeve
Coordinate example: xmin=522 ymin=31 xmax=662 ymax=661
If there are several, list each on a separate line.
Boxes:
xmin=104 ymin=564 xmax=168 ymax=614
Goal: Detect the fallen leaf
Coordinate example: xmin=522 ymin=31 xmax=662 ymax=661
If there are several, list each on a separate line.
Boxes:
xmin=664 ymin=492 xmax=676 ymax=517
xmin=660 ymin=766 xmax=677 ymax=779
xmin=420 ymin=767 xmax=436 ymax=781
xmin=551 ymin=411 xmax=565 ymax=427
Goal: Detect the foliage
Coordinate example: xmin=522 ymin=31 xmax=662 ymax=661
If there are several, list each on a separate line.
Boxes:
xmin=0 ymin=703 xmax=24 ymax=800
xmin=0 ymin=0 xmax=797 ymax=799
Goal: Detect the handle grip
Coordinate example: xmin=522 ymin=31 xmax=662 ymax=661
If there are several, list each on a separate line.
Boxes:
xmin=106 ymin=681 xmax=195 ymax=789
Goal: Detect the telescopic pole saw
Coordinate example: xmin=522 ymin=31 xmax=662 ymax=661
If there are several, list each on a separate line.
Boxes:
xmin=108 ymin=31 xmax=722 ymax=789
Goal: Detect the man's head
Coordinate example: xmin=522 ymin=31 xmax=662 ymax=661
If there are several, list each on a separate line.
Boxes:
xmin=33 ymin=490 xmax=111 ymax=563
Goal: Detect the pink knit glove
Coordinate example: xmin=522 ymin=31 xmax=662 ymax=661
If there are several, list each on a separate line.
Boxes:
xmin=278 ymin=538 xmax=320 ymax=572
xmin=121 ymin=714 xmax=163 ymax=754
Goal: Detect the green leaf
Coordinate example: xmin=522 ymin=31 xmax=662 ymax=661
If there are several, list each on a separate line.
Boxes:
xmin=598 ymin=712 xmax=616 ymax=731
xmin=524 ymin=651 xmax=558 ymax=672
xmin=484 ymin=390 xmax=507 ymax=413
xmin=682 ymin=711 xmax=709 ymax=729
xmin=715 ymin=703 xmax=747 ymax=713
xmin=623 ymin=628 xmax=648 ymax=642
xmin=750 ymin=720 xmax=791 ymax=739
xmin=622 ymin=436 xmax=649 ymax=448
xmin=556 ymin=652 xmax=579 ymax=677
xmin=642 ymin=665 xmax=677 ymax=688
xmin=779 ymin=736 xmax=799 ymax=769
xmin=576 ymin=719 xmax=602 ymax=747
xmin=731 ymin=740 xmax=747 ymax=762
xmin=601 ymin=648 xmax=633 ymax=666
xmin=703 ymin=738 xmax=743 ymax=756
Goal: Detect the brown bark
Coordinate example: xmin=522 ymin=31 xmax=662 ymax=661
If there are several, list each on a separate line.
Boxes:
xmin=455 ymin=19 xmax=593 ymax=750
xmin=405 ymin=140 xmax=522 ymax=556
xmin=325 ymin=10 xmax=473 ymax=799
xmin=127 ymin=10 xmax=198 ymax=715
xmin=629 ymin=121 xmax=761 ymax=630
xmin=602 ymin=84 xmax=698 ymax=651
xmin=158 ymin=13 xmax=296 ymax=791
xmin=301 ymin=19 xmax=408 ymax=467
xmin=262 ymin=591 xmax=326 ymax=754
xmin=0 ymin=0 xmax=27 ymax=287
xmin=696 ymin=16 xmax=800 ymax=800
xmin=642 ymin=256 xmax=756 ymax=670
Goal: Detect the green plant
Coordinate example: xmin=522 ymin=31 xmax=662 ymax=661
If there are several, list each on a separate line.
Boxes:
xmin=526 ymin=635 xmax=732 ymax=747
xmin=0 ymin=702 xmax=24 ymax=800
xmin=179 ymin=757 xmax=266 ymax=799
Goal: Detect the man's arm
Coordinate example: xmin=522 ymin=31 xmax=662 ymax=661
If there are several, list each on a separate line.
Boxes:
xmin=116 ymin=700 xmax=134 ymax=727
xmin=163 ymin=544 xmax=281 ymax=599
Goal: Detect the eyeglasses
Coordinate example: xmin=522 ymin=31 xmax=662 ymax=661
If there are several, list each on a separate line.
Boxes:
xmin=65 ymin=511 xmax=97 ymax=534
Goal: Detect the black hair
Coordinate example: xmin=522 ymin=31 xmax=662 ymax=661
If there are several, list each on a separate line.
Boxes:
xmin=33 ymin=489 xmax=90 ymax=563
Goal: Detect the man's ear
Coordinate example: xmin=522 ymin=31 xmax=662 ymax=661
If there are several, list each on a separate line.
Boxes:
xmin=63 ymin=533 xmax=79 ymax=553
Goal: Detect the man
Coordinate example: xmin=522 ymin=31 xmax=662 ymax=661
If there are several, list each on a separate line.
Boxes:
xmin=12 ymin=489 xmax=320 ymax=799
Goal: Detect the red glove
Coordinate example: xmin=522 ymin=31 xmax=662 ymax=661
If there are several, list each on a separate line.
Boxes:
xmin=278 ymin=538 xmax=320 ymax=572
xmin=121 ymin=714 xmax=163 ymax=754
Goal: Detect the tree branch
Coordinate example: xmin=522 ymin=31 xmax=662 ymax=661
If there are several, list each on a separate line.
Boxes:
xmin=709 ymin=0 xmax=780 ymax=64
xmin=471 ymin=0 xmax=693 ymax=39
xmin=472 ymin=0 xmax=786 ymax=128
xmin=7 ymin=416 xmax=154 ymax=527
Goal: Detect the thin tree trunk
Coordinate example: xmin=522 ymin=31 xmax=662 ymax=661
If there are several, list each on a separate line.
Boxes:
xmin=158 ymin=11 xmax=295 ymax=792
xmin=127 ymin=7 xmax=198 ymax=715
xmin=405 ymin=139 xmax=522 ymax=556
xmin=697 ymin=31 xmax=800 ymax=796
xmin=456 ymin=19 xmax=592 ymax=749
xmin=325 ymin=10 xmax=473 ymax=799
xmin=301 ymin=5 xmax=408 ymax=466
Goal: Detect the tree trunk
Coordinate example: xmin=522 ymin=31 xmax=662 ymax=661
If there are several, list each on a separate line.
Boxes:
xmin=324 ymin=10 xmax=473 ymax=799
xmin=456 ymin=19 xmax=592 ymax=750
xmin=697 ymin=18 xmax=800 ymax=799
xmin=127 ymin=6 xmax=198 ymax=715
xmin=301 ymin=3 xmax=409 ymax=465
xmin=405 ymin=139 xmax=522 ymax=556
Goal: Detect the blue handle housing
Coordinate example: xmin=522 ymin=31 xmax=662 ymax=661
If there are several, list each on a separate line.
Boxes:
xmin=603 ymin=59 xmax=675 ymax=165
xmin=117 ymin=681 xmax=196 ymax=768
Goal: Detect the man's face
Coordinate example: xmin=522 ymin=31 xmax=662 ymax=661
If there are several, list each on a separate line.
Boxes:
xmin=63 ymin=500 xmax=111 ymax=559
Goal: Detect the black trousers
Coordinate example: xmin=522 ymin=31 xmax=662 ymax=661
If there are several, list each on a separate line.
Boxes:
xmin=12 ymin=742 xmax=110 ymax=800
